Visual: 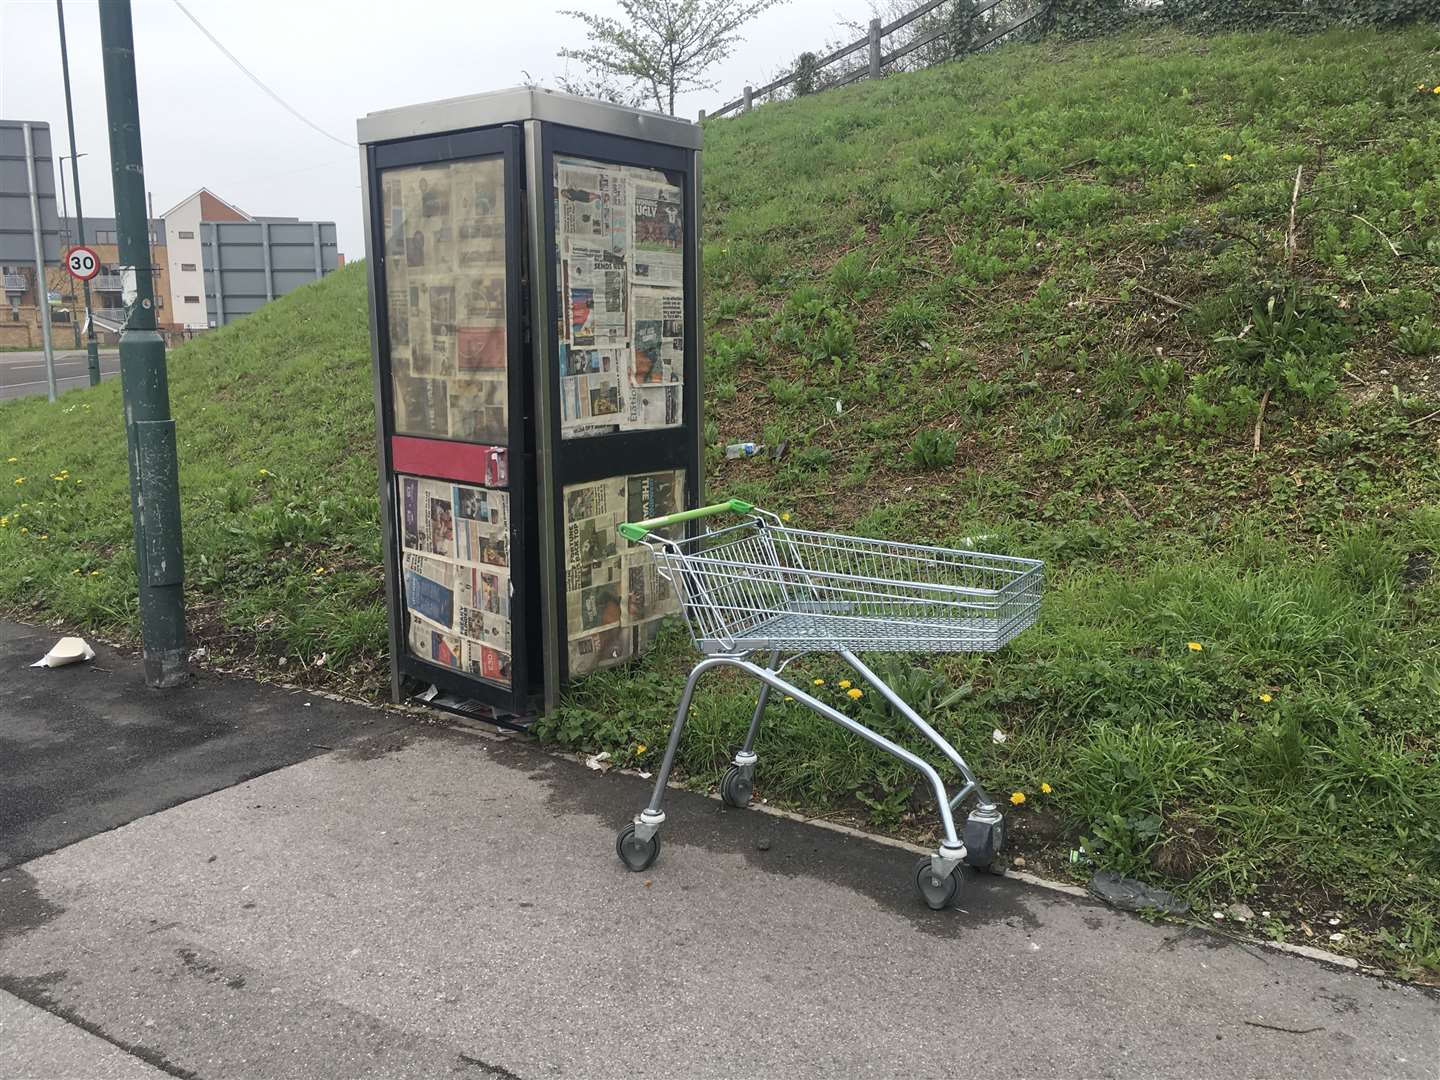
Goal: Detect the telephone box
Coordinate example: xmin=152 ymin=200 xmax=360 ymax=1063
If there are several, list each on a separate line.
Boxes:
xmin=357 ymin=88 xmax=704 ymax=716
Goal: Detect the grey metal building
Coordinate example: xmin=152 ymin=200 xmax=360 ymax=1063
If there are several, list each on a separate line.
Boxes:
xmin=1 ymin=119 xmax=62 ymax=346
xmin=199 ymin=218 xmax=339 ymax=327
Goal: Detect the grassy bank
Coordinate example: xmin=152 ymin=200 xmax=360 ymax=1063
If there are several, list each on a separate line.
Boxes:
xmin=2 ymin=27 xmax=1438 ymax=975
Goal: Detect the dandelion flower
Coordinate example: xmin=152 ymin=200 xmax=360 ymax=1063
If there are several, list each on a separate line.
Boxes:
xmin=5 ymin=457 xmax=15 ymax=464
xmin=258 ymin=468 xmax=271 ymax=477
xmin=37 ymin=534 xmax=47 ymax=541
xmin=1041 ymin=782 xmax=1052 ymax=795
xmin=1434 ymin=85 xmax=1440 ymax=94
xmin=838 ymin=679 xmax=852 ymax=689
xmin=1186 ymin=162 xmax=1197 ymax=168
xmin=13 ymin=477 xmax=23 ymax=485
xmin=1221 ymin=153 xmax=1233 ymax=161
xmin=781 ymin=512 xmax=791 ymax=522
xmin=635 ymin=743 xmax=647 ymax=756
xmin=847 ymin=688 xmax=863 ymax=699
xmin=1187 ymin=641 xmax=1203 ymax=652
xmin=89 ymin=570 xmax=101 ymax=577
xmin=1259 ymin=693 xmax=1273 ymax=703
xmin=813 ymin=678 xmax=824 ymax=686
xmin=19 ymin=527 xmax=27 ymax=534
xmin=1010 ymin=791 xmax=1026 ymax=806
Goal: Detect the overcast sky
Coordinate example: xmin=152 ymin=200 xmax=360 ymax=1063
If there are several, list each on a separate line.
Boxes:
xmin=0 ymin=0 xmax=873 ymax=258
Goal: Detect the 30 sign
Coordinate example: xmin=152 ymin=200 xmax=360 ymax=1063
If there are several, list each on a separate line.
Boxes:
xmin=65 ymin=246 xmax=100 ymax=281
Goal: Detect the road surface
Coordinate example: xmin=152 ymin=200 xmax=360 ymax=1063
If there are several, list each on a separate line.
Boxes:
xmin=0 ymin=347 xmax=120 ymax=402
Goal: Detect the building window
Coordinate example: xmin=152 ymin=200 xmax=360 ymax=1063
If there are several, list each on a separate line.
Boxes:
xmin=180 ymin=262 xmax=196 ymax=272
xmin=184 ymin=295 xmax=200 ymax=304
xmin=178 ymin=230 xmax=195 ymax=239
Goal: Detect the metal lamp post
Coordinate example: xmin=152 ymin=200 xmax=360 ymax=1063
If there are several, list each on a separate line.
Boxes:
xmin=57 ymin=0 xmax=102 ymax=385
xmin=58 ymin=151 xmax=87 ymax=349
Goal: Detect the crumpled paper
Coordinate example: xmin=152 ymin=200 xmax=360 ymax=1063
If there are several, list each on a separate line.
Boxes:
xmin=31 ymin=636 xmax=96 ymax=669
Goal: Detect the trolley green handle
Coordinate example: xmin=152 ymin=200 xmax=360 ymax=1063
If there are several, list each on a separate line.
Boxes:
xmin=618 ymin=498 xmax=755 ymax=542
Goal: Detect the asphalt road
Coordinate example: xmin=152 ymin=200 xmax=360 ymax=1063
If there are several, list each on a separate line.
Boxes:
xmin=0 ymin=613 xmax=1434 ymax=1080
xmin=0 ymin=347 xmax=120 ymax=402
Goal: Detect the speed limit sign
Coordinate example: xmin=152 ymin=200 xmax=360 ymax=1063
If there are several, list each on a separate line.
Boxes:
xmin=66 ymin=246 xmax=100 ymax=281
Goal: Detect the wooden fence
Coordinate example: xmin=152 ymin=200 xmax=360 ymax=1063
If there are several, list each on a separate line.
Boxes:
xmin=703 ymin=0 xmax=1042 ymax=120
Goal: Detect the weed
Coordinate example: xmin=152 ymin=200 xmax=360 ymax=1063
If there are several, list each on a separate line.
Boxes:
xmin=908 ymin=428 xmax=957 ymax=469
xmin=1395 ymin=317 xmax=1440 ymax=357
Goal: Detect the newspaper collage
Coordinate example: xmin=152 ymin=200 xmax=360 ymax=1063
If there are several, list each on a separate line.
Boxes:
xmin=382 ymin=157 xmax=509 ymax=445
xmin=563 ymin=469 xmax=686 ymax=676
xmin=397 ymin=474 xmax=513 ymax=687
xmin=555 ymin=157 xmax=685 ymax=438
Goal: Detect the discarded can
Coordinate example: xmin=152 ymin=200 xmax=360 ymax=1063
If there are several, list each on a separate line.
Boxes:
xmin=725 ymin=442 xmax=764 ymax=459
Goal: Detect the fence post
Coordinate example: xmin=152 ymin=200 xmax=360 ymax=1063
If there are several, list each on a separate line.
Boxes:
xmin=869 ymin=18 xmax=882 ymax=79
xmin=742 ymin=86 xmax=753 ymax=113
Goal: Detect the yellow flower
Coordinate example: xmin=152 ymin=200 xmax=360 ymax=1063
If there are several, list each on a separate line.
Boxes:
xmin=1185 ymin=162 xmax=1197 ymax=168
xmin=781 ymin=512 xmax=791 ymax=522
xmin=13 ymin=477 xmax=23 ymax=485
xmin=257 ymin=468 xmax=271 ymax=477
xmin=813 ymin=678 xmax=824 ymax=686
xmin=313 ymin=566 xmax=327 ymax=575
xmin=89 ymin=570 xmax=101 ymax=576
xmin=1221 ymin=153 xmax=1233 ymax=161
xmin=1259 ymin=693 xmax=1273 ymax=703
xmin=1187 ymin=641 xmax=1203 ymax=652
xmin=635 ymin=743 xmax=647 ymax=756
xmin=5 ymin=457 xmax=15 ymax=463
xmin=847 ymin=688 xmax=863 ymax=699
xmin=37 ymin=534 xmax=47 ymax=541
xmin=19 ymin=527 xmax=27 ymax=534
xmin=1010 ymin=791 xmax=1026 ymax=806
xmin=1433 ymin=85 xmax=1440 ymax=94
xmin=784 ymin=695 xmax=794 ymax=702
xmin=1041 ymin=782 xmax=1052 ymax=795
xmin=838 ymin=679 xmax=852 ymax=689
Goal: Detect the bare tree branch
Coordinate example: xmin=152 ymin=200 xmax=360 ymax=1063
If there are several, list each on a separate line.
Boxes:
xmin=557 ymin=0 xmax=787 ymax=115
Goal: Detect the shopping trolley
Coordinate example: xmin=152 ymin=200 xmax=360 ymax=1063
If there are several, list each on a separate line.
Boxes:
xmin=613 ymin=499 xmax=1044 ymax=909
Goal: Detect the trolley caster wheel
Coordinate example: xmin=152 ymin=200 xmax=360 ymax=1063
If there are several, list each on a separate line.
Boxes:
xmin=719 ymin=765 xmax=753 ymax=808
xmin=616 ymin=823 xmax=661 ymax=872
xmin=913 ymin=856 xmax=961 ymax=911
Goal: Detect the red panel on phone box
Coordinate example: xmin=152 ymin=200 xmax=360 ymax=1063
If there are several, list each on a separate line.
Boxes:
xmin=390 ymin=436 xmax=508 ymax=487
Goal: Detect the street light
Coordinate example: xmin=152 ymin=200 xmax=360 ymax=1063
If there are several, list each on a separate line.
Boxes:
xmin=58 ymin=151 xmax=87 ymax=348
xmin=57 ymin=0 xmax=102 ymax=386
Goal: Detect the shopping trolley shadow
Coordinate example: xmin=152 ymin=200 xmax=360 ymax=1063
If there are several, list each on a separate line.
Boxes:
xmin=614 ymin=500 xmax=1043 ymax=910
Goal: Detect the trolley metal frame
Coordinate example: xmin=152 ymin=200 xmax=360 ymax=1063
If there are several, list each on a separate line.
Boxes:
xmin=613 ymin=499 xmax=1044 ymax=909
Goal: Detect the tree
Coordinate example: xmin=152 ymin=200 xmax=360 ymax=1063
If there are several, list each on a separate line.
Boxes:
xmin=558 ymin=0 xmax=787 ymax=116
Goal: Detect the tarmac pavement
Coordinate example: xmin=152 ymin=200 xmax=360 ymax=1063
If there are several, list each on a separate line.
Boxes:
xmin=0 ymin=620 xmax=1436 ymax=1078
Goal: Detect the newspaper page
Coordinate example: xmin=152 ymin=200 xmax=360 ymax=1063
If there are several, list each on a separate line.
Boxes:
xmin=565 ymin=243 xmax=627 ymax=347
xmin=553 ymin=155 xmax=687 ymax=440
xmin=562 ymin=476 xmax=627 ymax=670
xmin=558 ymin=344 xmax=622 ymax=437
xmin=397 ymin=475 xmax=513 ymax=688
xmin=562 ymin=470 xmax=686 ymax=678
xmin=383 ymin=157 xmax=508 ymax=445
xmin=630 ymin=180 xmax=683 ymax=288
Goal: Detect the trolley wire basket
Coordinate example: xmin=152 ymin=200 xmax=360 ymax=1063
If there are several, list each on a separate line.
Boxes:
xmin=612 ymin=499 xmax=1044 ymax=910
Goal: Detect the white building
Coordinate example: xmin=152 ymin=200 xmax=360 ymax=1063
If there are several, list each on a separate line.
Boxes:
xmin=160 ymin=188 xmax=251 ymax=331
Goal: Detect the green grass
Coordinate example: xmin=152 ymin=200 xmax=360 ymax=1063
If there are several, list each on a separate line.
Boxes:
xmin=3 ymin=26 xmax=1440 ymax=976
xmin=0 ymin=266 xmax=387 ymax=690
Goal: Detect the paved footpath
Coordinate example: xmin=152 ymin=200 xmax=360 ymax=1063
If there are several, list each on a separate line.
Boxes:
xmin=0 ymin=627 xmax=1436 ymax=1078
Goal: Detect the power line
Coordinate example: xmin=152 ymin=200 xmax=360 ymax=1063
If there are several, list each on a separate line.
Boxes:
xmin=170 ymin=0 xmax=354 ymax=150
